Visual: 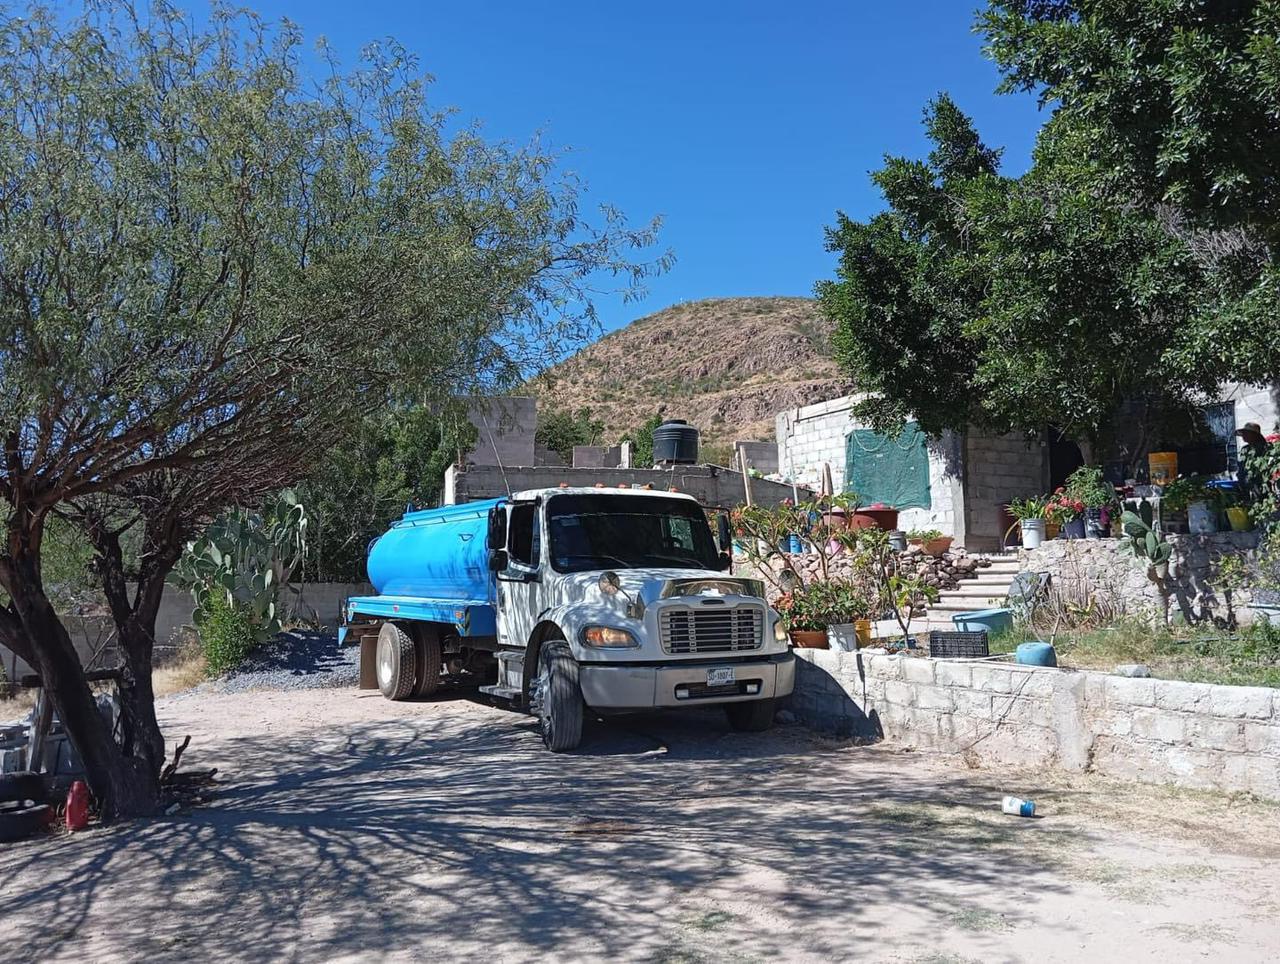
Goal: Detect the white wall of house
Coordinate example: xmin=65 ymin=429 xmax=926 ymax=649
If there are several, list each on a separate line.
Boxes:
xmin=1224 ymin=382 xmax=1279 ymax=438
xmin=775 ymin=396 xmax=962 ymax=536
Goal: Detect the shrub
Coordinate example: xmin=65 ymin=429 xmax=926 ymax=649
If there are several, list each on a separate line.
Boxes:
xmin=197 ymin=593 xmax=258 ymax=677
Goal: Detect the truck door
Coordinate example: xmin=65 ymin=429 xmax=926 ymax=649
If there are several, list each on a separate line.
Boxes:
xmin=495 ymin=500 xmax=543 ymax=650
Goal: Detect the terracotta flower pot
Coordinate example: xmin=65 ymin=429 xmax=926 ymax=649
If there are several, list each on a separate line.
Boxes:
xmin=915 ymin=536 xmax=952 ymax=557
xmin=856 ymin=505 xmax=899 ymax=531
xmin=789 ymin=629 xmax=830 ymax=649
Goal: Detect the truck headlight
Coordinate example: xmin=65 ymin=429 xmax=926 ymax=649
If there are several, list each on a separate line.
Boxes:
xmin=773 ymin=619 xmax=788 ymax=643
xmin=582 ymin=626 xmax=639 ymax=649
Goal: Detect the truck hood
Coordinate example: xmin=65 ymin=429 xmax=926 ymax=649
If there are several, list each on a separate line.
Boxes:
xmin=552 ymin=567 xmax=766 ymax=607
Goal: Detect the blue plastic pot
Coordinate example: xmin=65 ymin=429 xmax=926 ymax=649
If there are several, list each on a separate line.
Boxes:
xmin=1016 ymin=641 xmax=1058 ymax=667
xmin=951 ymin=607 xmax=1013 ymax=635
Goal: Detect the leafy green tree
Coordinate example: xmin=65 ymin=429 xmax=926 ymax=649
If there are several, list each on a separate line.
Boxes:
xmin=979 ymin=1 xmax=1280 ymax=242
xmin=621 ymin=413 xmax=667 ymax=467
xmin=819 ymin=98 xmax=1213 ymax=450
xmin=0 ymin=3 xmax=665 ymax=818
xmin=817 ymin=95 xmax=1001 ymax=436
xmin=978 ymin=1 xmax=1280 ymax=388
xmin=299 ymin=409 xmax=475 ymax=582
xmin=535 ymin=406 xmax=605 ymax=463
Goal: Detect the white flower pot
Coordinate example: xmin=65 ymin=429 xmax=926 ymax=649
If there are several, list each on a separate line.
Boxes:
xmin=1021 ymin=519 xmax=1046 ymax=549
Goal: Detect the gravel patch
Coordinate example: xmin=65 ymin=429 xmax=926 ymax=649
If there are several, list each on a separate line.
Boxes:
xmin=195 ymin=631 xmax=359 ymax=695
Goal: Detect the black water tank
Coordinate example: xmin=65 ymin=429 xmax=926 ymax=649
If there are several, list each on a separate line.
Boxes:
xmin=652 ymin=419 xmax=699 ymax=465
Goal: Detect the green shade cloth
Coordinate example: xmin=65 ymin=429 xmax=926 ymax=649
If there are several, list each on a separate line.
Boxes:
xmin=844 ymin=421 xmax=931 ymax=509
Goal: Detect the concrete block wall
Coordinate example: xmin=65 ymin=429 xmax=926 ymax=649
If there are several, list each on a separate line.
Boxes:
xmin=963 ymin=430 xmax=1047 ymax=551
xmin=775 ymin=395 xmax=960 ymax=536
xmin=791 ymin=649 xmax=1280 ymax=799
xmin=465 ymin=396 xmax=536 ymax=469
xmin=1 ymin=582 xmax=371 ymax=681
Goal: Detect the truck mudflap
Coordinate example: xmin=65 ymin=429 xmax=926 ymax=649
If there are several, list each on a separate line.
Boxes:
xmin=579 ymin=652 xmax=795 ymax=712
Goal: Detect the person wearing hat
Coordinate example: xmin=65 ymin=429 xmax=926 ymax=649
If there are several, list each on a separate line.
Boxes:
xmin=1236 ymin=422 xmax=1270 ymax=502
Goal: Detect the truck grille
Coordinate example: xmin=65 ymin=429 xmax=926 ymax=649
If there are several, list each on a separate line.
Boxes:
xmin=660 ymin=606 xmax=763 ymax=655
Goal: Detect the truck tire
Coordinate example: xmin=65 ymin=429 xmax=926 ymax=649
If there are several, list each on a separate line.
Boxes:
xmin=0 ymin=772 xmax=46 ymax=805
xmin=413 ymin=626 xmax=443 ymax=697
xmin=531 ymin=640 xmax=583 ymax=752
xmin=725 ymin=698 xmax=776 ymax=732
xmin=376 ymin=622 xmax=417 ymax=701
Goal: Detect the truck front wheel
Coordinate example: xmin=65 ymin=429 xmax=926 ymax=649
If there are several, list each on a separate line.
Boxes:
xmin=725 ymin=698 xmax=776 ymax=732
xmin=531 ymin=639 xmax=583 ymax=752
xmin=376 ymin=622 xmax=417 ymax=701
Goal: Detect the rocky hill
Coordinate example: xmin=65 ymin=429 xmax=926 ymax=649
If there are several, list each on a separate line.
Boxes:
xmin=532 ymin=296 xmax=853 ymax=458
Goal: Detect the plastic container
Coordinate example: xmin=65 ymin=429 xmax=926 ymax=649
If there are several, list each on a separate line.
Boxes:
xmin=951 ymin=608 xmax=1013 ymax=635
xmin=1001 ymin=795 xmax=1036 ymax=818
xmin=1021 ymin=519 xmax=1045 ymax=549
xmin=929 ymin=630 xmax=990 ymax=659
xmin=366 ymin=498 xmax=501 ymax=600
xmin=1148 ymin=451 xmax=1178 ymax=484
xmin=1226 ymin=507 xmax=1251 ymax=532
xmin=652 ymin=419 xmax=700 ymax=465
xmin=1015 ymin=641 xmax=1058 ymax=666
xmin=66 ymin=780 xmax=90 ymax=831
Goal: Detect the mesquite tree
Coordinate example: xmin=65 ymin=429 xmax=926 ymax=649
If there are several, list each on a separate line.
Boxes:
xmin=0 ymin=2 xmax=667 ymax=819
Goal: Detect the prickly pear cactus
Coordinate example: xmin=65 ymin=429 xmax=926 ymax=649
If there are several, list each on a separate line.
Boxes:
xmin=173 ymin=490 xmax=308 ymax=642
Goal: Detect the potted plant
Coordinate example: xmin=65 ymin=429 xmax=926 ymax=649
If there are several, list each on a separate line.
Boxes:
xmin=1065 ymin=465 xmax=1117 ymax=539
xmin=1222 ymin=488 xmax=1252 ymax=532
xmin=1045 ymin=488 xmax=1086 ymax=539
xmin=775 ymin=580 xmax=870 ymax=649
xmin=905 ymin=527 xmax=952 ymax=556
xmin=821 ymin=580 xmax=879 ymax=651
xmin=852 ymin=502 xmax=899 ymax=532
xmin=1007 ymin=496 xmax=1047 ymax=549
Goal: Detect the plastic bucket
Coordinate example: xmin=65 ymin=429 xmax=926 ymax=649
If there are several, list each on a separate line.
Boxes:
xmin=1227 ymin=507 xmax=1251 ymax=532
xmin=1016 ymin=641 xmax=1058 ymax=667
xmin=951 ymin=608 xmax=1013 ymax=635
xmin=1148 ymin=452 xmax=1178 ymax=484
xmin=1021 ymin=519 xmax=1046 ymax=549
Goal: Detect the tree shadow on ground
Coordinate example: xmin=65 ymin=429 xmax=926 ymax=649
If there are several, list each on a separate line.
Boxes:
xmin=0 ymin=702 xmax=1083 ymax=961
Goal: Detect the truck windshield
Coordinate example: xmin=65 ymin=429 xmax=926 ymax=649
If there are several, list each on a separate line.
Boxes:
xmin=546 ymin=494 xmax=721 ymax=573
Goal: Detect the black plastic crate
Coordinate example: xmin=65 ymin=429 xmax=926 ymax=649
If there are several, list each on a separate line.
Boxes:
xmin=928 ymin=630 xmax=989 ymax=659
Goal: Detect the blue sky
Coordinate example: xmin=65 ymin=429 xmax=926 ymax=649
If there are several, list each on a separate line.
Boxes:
xmin=243 ymin=1 xmax=1048 ymax=334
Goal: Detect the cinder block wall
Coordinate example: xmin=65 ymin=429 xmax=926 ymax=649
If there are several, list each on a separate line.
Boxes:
xmin=963 ymin=430 xmax=1047 ymax=551
xmin=791 ymin=649 xmax=1280 ymax=799
xmin=775 ymin=397 xmax=961 ymax=536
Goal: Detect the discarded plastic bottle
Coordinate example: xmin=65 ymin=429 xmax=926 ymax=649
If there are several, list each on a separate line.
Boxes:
xmin=65 ymin=780 xmax=90 ymax=831
xmin=1001 ymin=795 xmax=1036 ymax=818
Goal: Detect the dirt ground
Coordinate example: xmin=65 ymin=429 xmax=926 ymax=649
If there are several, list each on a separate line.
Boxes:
xmin=2 ymin=687 xmax=1279 ymax=963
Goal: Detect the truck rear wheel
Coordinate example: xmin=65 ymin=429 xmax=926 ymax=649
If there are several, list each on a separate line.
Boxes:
xmin=376 ymin=622 xmax=417 ymax=701
xmin=413 ymin=626 xmax=443 ymax=697
xmin=725 ymin=698 xmax=776 ymax=732
xmin=531 ymin=640 xmax=583 ymax=752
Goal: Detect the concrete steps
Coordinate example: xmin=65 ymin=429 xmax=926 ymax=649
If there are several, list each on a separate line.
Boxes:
xmin=923 ymin=552 xmax=1020 ymax=623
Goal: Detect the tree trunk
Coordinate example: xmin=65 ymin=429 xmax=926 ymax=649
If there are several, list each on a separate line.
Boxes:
xmin=11 ymin=580 xmax=155 ymax=820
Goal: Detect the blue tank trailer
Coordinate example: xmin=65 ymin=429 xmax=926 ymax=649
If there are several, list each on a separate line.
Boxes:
xmin=342 ymin=487 xmax=795 ymax=751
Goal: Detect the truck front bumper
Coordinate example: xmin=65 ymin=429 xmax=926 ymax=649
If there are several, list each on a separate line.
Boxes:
xmin=579 ymin=652 xmax=795 ymax=712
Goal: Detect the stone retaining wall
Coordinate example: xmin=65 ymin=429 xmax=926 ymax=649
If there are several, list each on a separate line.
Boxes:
xmin=1018 ymin=532 xmax=1261 ymax=624
xmin=791 ymin=649 xmax=1280 ymax=799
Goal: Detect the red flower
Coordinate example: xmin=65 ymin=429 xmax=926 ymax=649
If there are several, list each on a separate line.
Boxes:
xmin=1267 ymin=433 xmax=1280 ymax=444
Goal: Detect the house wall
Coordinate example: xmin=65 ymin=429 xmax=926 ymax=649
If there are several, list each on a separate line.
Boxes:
xmin=1224 ymin=382 xmax=1280 ymax=436
xmin=963 ymin=430 xmax=1048 ymax=551
xmin=775 ymin=397 xmax=963 ymax=538
xmin=791 ymin=649 xmax=1280 ymax=799
xmin=465 ymin=396 xmax=537 ymax=469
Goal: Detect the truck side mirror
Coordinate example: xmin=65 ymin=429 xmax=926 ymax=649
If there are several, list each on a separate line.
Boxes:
xmin=488 ymin=549 xmax=509 ymax=572
xmin=487 ymin=506 xmax=507 ymax=551
xmin=716 ymin=513 xmax=732 ymax=552
xmin=718 ymin=550 xmax=732 ymax=572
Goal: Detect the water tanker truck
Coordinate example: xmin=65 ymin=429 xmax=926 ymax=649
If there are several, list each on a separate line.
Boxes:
xmin=342 ymin=487 xmax=795 ymax=750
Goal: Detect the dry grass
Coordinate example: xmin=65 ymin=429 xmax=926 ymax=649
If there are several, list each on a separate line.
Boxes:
xmin=0 ymin=687 xmax=36 ymax=721
xmin=153 ymin=651 xmax=208 ymax=696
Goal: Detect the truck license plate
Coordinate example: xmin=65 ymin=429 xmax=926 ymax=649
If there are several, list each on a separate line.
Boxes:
xmin=706 ymin=667 xmax=735 ymax=687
